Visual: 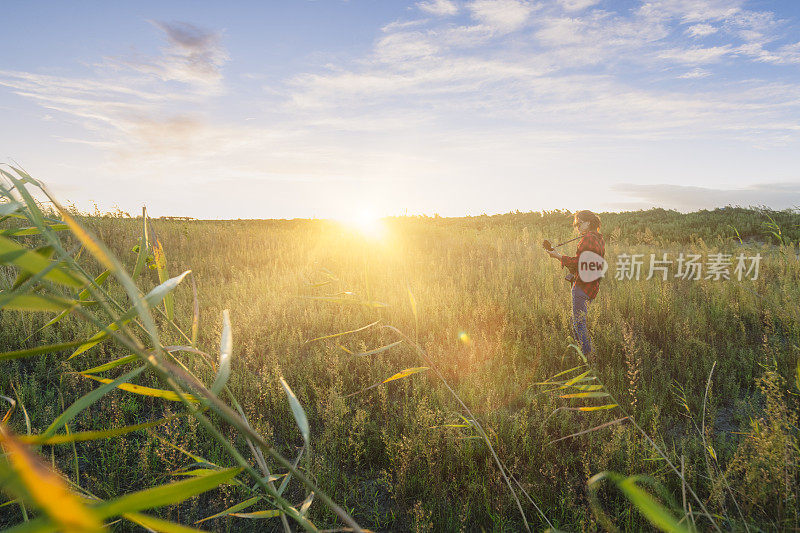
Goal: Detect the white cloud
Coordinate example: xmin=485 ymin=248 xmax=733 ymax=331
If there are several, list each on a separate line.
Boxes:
xmin=558 ymin=0 xmax=601 ymax=12
xmin=467 ymin=0 xmax=535 ymax=33
xmin=658 ymin=45 xmax=732 ymax=65
xmin=417 ymin=0 xmax=458 ymax=16
xmin=738 ymin=41 xmax=800 ymax=65
xmin=723 ymin=9 xmax=780 ymax=42
xmin=678 ymin=67 xmax=711 ymax=78
xmin=638 ymin=0 xmax=743 ymax=24
xmin=375 ymin=32 xmax=438 ymax=62
xmin=685 ymin=23 xmax=717 ymax=37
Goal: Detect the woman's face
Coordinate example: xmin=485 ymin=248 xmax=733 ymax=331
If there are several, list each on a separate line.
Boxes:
xmin=574 ymin=217 xmax=589 ymax=233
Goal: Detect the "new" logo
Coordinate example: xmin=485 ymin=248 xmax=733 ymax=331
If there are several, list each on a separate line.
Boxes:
xmin=578 ymin=251 xmax=607 ymax=282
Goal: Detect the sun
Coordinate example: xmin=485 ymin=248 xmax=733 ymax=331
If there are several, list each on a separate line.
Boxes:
xmin=339 ymin=209 xmax=386 ymax=240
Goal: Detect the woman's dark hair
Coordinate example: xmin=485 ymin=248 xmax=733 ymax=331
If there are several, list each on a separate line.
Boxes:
xmin=575 ymin=210 xmax=601 ymax=231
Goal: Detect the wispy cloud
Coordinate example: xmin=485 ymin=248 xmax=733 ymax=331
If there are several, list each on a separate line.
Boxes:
xmin=417 ymin=0 xmax=459 ymax=16
xmin=678 ymin=67 xmax=711 ymax=78
xmin=467 ymin=0 xmax=536 ymax=33
xmin=0 ymin=20 xmax=231 ymax=163
xmin=116 ymin=21 xmax=228 ymax=92
xmin=2 ymin=2 xmax=800 ymax=217
xmin=286 ymin=0 xmax=800 ymax=147
xmin=657 ymin=45 xmax=732 ymax=65
xmin=685 ymin=23 xmax=717 ymax=38
xmin=613 ymin=182 xmax=800 ymax=211
xmin=558 ymin=0 xmax=601 ymax=12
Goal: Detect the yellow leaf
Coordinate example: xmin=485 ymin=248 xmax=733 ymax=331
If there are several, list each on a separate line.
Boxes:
xmin=382 ymin=367 xmax=429 ymax=384
xmin=80 ymin=374 xmax=198 ymax=403
xmin=0 ymin=426 xmax=103 ymax=532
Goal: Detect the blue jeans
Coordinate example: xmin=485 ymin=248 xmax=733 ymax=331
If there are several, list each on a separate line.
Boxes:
xmin=572 ymin=285 xmax=592 ymax=357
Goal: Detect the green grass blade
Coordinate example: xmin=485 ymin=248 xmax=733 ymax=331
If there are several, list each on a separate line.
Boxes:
xmin=0 ymin=201 xmax=22 ymax=216
xmin=195 ymin=496 xmax=261 ymax=524
xmin=131 ymin=207 xmax=149 ymax=280
xmin=210 ymin=310 xmax=232 ymax=395
xmin=150 ymin=231 xmax=174 ymax=320
xmin=124 ymin=512 xmax=208 ymax=533
xmin=79 ymin=354 xmax=139 ymax=374
xmin=1 ymin=224 xmax=69 ymax=237
xmin=24 ymin=270 xmax=113 ymax=342
xmin=230 ymin=510 xmax=282 ymax=519
xmin=43 ymin=366 xmax=146 ymax=438
xmin=0 ymin=235 xmax=83 ymax=288
xmin=22 ymin=416 xmax=180 ymax=446
xmin=557 ymin=370 xmax=593 ymax=390
xmin=303 ymin=320 xmax=380 ymax=344
xmin=616 ymin=476 xmax=691 ymax=533
xmin=280 ymin=377 xmax=310 ymax=446
xmin=276 ymin=446 xmax=304 ymax=496
xmin=536 ymin=365 xmax=586 ymax=385
xmin=0 ymin=294 xmax=77 ymax=313
xmin=353 ymin=340 xmax=403 ymax=357
xmin=0 ymin=340 xmax=87 ymax=363
xmin=559 ymin=392 xmax=610 ymax=399
xmin=92 ymin=467 xmax=242 ymax=519
xmin=548 ymin=418 xmax=628 ymax=445
xmin=11 ymin=245 xmax=55 ymax=289
xmin=77 ymin=270 xmax=111 ymax=300
xmin=190 ymin=273 xmax=199 ymax=347
xmin=68 ymin=270 xmax=191 ymax=359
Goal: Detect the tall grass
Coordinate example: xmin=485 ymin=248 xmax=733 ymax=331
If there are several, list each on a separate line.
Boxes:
xmin=1 ymin=169 xmax=799 ymax=530
xmin=0 ymin=167 xmax=362 ymax=532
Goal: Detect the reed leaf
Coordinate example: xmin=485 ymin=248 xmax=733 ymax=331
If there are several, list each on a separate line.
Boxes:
xmin=559 ymin=392 xmax=610 ymax=399
xmin=123 ymin=512 xmax=208 ymax=533
xmin=21 ymin=416 xmax=180 ymax=446
xmin=353 ymin=341 xmax=403 ymax=357
xmin=92 ymin=467 xmax=242 ymax=519
xmin=280 ymin=377 xmax=310 ymax=446
xmin=132 ymin=207 xmax=149 ymax=280
xmin=588 ymin=472 xmax=691 ymax=533
xmin=0 ymin=235 xmax=83 ymax=288
xmin=230 ymin=510 xmax=282 ymax=519
xmin=79 ymin=374 xmax=199 ymax=403
xmin=43 ymin=366 xmax=146 ymax=438
xmin=0 ymin=340 xmax=87 ymax=363
xmin=383 ymin=367 xmax=429 ymax=384
xmin=0 ymin=428 xmax=103 ymax=532
xmin=0 ymin=293 xmax=77 ymax=313
xmin=210 ymin=310 xmax=232 ymax=395
xmin=195 ymin=496 xmax=261 ymax=524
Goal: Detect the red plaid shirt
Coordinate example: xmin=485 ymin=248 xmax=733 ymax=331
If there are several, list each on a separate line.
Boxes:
xmin=560 ymin=230 xmax=605 ymax=299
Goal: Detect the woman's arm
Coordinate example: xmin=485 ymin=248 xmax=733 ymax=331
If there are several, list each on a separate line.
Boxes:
xmin=559 ymin=236 xmax=589 ymax=273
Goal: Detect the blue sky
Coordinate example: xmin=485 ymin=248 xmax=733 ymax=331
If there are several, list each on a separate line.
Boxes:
xmin=2 ymin=0 xmax=800 ymax=218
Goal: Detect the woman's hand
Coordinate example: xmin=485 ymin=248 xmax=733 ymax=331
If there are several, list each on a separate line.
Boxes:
xmin=546 ymin=249 xmax=562 ymax=260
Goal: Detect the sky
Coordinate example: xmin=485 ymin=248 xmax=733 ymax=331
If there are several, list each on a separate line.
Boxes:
xmin=1 ymin=0 xmax=800 ymax=219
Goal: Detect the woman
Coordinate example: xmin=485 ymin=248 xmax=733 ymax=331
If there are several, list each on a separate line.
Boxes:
xmin=545 ymin=210 xmax=605 ymax=358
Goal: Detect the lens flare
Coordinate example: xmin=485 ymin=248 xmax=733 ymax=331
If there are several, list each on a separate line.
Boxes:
xmin=339 ymin=209 xmax=386 ymax=240
xmin=458 ymin=331 xmax=471 ymax=345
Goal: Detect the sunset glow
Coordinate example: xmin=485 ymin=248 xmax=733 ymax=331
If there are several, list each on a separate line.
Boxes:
xmin=338 ymin=209 xmax=387 ymax=240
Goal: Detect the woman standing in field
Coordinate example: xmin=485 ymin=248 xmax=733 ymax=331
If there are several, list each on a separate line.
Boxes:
xmin=545 ymin=210 xmax=605 ymax=359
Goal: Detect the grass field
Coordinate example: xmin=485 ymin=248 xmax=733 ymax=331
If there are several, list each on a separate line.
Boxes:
xmin=1 ymin=181 xmax=799 ymax=531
